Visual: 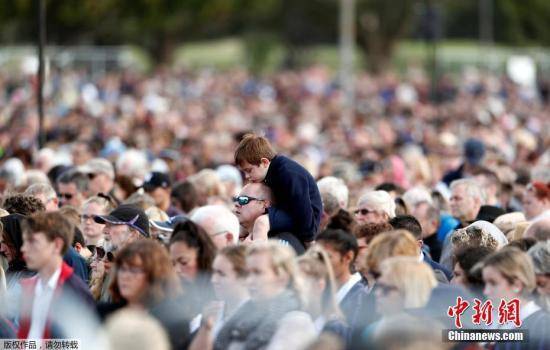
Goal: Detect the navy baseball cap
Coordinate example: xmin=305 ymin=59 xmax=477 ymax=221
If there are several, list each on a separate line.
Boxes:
xmin=142 ymin=172 xmax=171 ymax=192
xmin=94 ymin=204 xmax=150 ymax=238
xmin=464 ymin=138 xmax=485 ymax=166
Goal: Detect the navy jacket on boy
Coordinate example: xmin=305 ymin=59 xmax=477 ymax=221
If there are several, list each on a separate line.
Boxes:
xmin=263 ymin=155 xmax=323 ymax=243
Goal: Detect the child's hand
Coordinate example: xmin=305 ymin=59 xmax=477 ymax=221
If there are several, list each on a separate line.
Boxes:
xmin=251 ymin=214 xmax=270 ymax=241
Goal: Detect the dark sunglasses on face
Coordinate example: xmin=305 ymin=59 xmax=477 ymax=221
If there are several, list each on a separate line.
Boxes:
xmin=58 ymin=193 xmax=73 ymax=200
xmin=233 ymin=195 xmax=264 ymax=206
xmin=95 ymin=247 xmax=114 ymax=262
xmin=354 ymin=208 xmax=375 ymax=216
xmin=81 ymin=214 xmax=95 ymax=221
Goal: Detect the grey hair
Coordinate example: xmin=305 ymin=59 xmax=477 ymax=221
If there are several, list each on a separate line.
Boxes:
xmin=317 ymin=176 xmax=349 ymax=209
xmin=450 ymin=178 xmax=486 ymax=204
xmin=57 ymin=169 xmax=90 ymax=193
xmin=527 ymin=241 xmax=550 ymax=275
xmin=356 ymin=190 xmax=396 ymax=218
xmin=191 ymin=205 xmax=240 ymax=244
xmin=24 ymin=183 xmax=57 ymax=201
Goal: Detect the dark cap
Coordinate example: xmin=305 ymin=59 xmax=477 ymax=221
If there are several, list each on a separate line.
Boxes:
xmin=94 ymin=204 xmax=150 ymax=238
xmin=142 ymin=172 xmax=171 ymax=192
xmin=150 ymin=215 xmax=189 ymax=232
xmin=464 ymin=138 xmax=485 ymax=166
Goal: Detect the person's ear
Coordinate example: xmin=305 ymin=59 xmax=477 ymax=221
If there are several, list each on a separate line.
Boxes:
xmin=260 ymin=158 xmax=271 ymax=168
xmin=343 ymin=250 xmax=354 ymax=265
xmin=54 ymin=237 xmax=65 ymax=254
xmin=225 ymin=233 xmax=234 ymax=244
xmin=317 ymin=278 xmax=326 ymax=292
xmin=510 ymin=279 xmax=524 ymax=296
xmin=276 ymin=270 xmax=290 ymax=288
xmin=75 ymin=242 xmax=83 ymax=253
xmin=417 ymin=240 xmax=423 ymax=249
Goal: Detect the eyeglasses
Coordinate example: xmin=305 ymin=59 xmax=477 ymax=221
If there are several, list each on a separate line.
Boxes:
xmin=376 ymin=282 xmax=398 ymax=296
xmin=233 ymin=195 xmax=264 ymax=206
xmin=58 ymin=193 xmax=73 ymax=200
xmin=354 ymin=208 xmax=375 ymax=216
xmin=81 ymin=214 xmax=96 ymax=222
xmin=95 ymin=247 xmax=114 ymax=262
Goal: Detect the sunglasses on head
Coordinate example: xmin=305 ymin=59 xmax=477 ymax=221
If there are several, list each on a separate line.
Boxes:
xmin=232 ymin=195 xmax=264 ymax=206
xmin=95 ymin=247 xmax=114 ymax=262
xmin=58 ymin=193 xmax=73 ymax=200
xmin=354 ymin=208 xmax=375 ymax=216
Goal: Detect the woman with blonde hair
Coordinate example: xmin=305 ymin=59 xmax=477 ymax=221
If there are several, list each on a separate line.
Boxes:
xmin=364 ymin=229 xmax=419 ymax=282
xmin=362 ymin=256 xmax=437 ymax=345
xmin=80 ymin=196 xmax=114 ymax=253
xmin=298 ymin=246 xmax=348 ymax=342
xmin=482 ymin=247 xmax=550 ymax=349
xmin=213 ymin=241 xmax=315 ymax=350
xmin=375 ymin=257 xmax=437 ymax=316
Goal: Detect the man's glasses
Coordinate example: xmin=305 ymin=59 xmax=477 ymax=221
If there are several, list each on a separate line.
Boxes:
xmin=354 ymin=208 xmax=375 ymax=216
xmin=95 ymin=247 xmax=114 ymax=262
xmin=81 ymin=214 xmax=96 ymax=222
xmin=233 ymin=195 xmax=264 ymax=206
xmin=58 ymin=193 xmax=73 ymax=200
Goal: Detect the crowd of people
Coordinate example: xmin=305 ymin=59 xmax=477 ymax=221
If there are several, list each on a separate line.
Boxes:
xmin=0 ymin=64 xmax=549 ymax=349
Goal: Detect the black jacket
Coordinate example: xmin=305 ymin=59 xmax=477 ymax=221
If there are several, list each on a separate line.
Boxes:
xmin=264 ymin=155 xmax=323 ymax=243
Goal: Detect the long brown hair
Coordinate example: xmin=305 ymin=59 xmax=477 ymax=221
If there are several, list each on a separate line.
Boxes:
xmin=111 ymin=240 xmax=182 ymax=305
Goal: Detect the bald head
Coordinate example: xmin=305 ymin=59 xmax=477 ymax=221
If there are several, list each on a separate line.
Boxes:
xmin=525 ymin=219 xmax=550 ymax=241
xmin=242 ymin=183 xmax=273 ymax=203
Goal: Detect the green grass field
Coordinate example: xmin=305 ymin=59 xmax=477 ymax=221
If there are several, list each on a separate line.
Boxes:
xmin=174 ymin=37 xmax=550 ymax=74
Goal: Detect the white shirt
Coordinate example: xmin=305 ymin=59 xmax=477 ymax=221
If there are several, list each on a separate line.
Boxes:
xmin=492 ymin=300 xmax=541 ymax=330
xmin=336 ymin=272 xmax=362 ymax=304
xmin=27 ymin=266 xmax=62 ymax=339
xmin=532 ymin=209 xmax=550 ymax=223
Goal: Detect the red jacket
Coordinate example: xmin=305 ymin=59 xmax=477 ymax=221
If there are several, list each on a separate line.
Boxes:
xmin=18 ymin=262 xmax=94 ymax=339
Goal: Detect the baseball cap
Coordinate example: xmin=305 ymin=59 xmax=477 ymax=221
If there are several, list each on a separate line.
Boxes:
xmin=142 ymin=172 xmax=171 ymax=192
xmin=94 ymin=204 xmax=150 ymax=238
xmin=150 ymin=215 xmax=189 ymax=233
xmin=464 ymin=138 xmax=485 ymax=166
xmin=80 ymin=158 xmax=115 ymax=180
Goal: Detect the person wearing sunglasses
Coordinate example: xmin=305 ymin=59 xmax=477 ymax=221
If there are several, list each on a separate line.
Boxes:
xmin=80 ymin=158 xmax=117 ymax=201
xmin=80 ymin=196 xmax=114 ymax=254
xmin=56 ymin=170 xmax=90 ymax=208
xmin=362 ymin=256 xmax=437 ymax=344
xmin=353 ymin=190 xmax=396 ymax=225
xmin=91 ymin=204 xmax=150 ymax=302
xmin=234 ymin=134 xmax=322 ymax=247
xmin=232 ymin=183 xmax=272 ymax=242
xmin=232 ymin=183 xmax=305 ymax=253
